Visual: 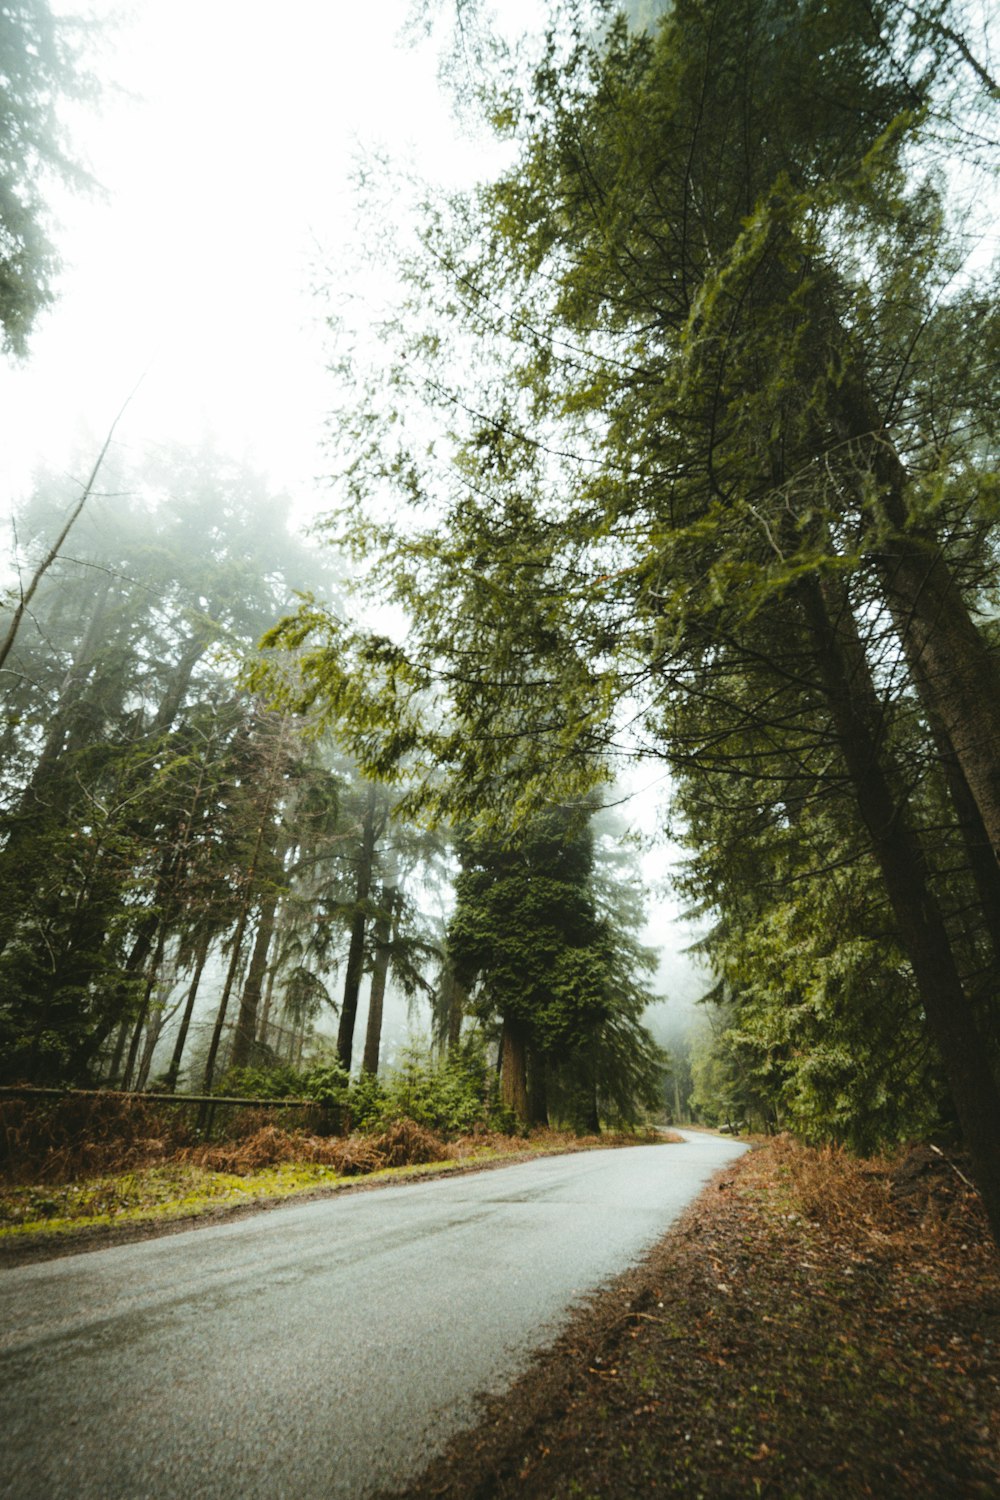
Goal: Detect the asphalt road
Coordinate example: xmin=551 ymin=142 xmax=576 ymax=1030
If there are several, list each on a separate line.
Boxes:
xmin=0 ymin=1129 xmax=746 ymax=1499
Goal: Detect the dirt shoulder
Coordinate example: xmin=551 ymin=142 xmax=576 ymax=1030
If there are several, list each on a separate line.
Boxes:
xmin=392 ymin=1136 xmax=1000 ymax=1499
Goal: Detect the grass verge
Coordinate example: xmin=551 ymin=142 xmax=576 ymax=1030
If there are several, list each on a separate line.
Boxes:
xmin=396 ymin=1134 xmax=1000 ymax=1499
xmin=0 ymin=1125 xmax=678 ymax=1261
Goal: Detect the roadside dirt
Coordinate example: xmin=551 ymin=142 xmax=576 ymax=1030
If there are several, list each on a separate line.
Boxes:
xmin=391 ymin=1136 xmax=1000 ymax=1499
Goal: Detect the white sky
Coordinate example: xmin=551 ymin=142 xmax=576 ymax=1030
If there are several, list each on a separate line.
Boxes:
xmin=0 ymin=0 xmax=530 ymax=500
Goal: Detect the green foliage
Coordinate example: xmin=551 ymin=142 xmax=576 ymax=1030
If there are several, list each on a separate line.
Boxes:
xmin=377 ymin=1036 xmax=497 ymax=1135
xmin=217 ymin=1063 xmax=315 ymax=1100
xmin=285 ymin=0 xmax=1000 ymax=1159
xmin=218 ymin=1035 xmax=500 ymax=1137
xmin=0 ymin=448 xmax=337 ymax=1086
xmin=450 ymin=805 xmax=609 ymax=1044
xmin=0 ymin=0 xmax=97 ymax=355
xmin=449 ymin=803 xmax=665 ymax=1129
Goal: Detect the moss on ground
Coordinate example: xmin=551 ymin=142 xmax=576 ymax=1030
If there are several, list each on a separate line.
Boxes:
xmin=0 ymin=1130 xmax=673 ymax=1243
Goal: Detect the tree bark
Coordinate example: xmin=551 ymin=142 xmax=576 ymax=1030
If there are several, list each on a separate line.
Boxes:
xmin=527 ymin=1049 xmax=548 ymax=1126
xmin=202 ymin=710 xmax=290 ymax=1091
xmin=256 ymin=958 xmax=279 ymax=1047
xmin=362 ymin=886 xmax=396 ymax=1076
xmin=800 ymin=574 xmax=1000 ymax=1245
xmin=500 ymin=1014 xmax=529 ymax=1125
xmin=337 ymin=784 xmax=379 ymax=1072
xmin=121 ymin=923 xmax=168 ymax=1090
xmin=841 ymin=381 xmax=1000 ymax=865
xmin=164 ymin=936 xmax=210 ymax=1092
xmin=229 ymin=840 xmax=288 ymax=1071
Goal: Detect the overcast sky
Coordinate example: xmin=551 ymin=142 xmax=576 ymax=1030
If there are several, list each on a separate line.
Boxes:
xmin=0 ymin=0 xmax=530 ymax=500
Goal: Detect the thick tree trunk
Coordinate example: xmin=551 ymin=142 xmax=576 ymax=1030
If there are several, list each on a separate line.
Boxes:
xmin=842 ymin=382 xmax=1000 ymax=864
xmin=500 ymin=1014 xmax=529 ymax=1126
xmin=527 ymin=1049 xmax=548 ymax=1126
xmin=877 ymin=534 xmax=1000 ymax=861
xmin=337 ymin=785 xmax=379 ymax=1072
xmin=914 ymin=690 xmax=1000 ymax=969
xmin=800 ymin=575 xmax=1000 ymax=1246
xmin=361 ymin=886 xmax=395 ymax=1076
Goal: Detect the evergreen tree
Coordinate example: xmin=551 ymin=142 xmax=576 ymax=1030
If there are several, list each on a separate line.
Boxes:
xmin=448 ymin=803 xmax=662 ymax=1128
xmin=0 ymin=0 xmax=96 ymax=355
xmin=263 ymin=0 xmax=1000 ymax=1234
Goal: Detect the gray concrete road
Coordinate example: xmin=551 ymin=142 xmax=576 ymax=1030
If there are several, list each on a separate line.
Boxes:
xmin=0 ymin=1129 xmax=746 ymax=1498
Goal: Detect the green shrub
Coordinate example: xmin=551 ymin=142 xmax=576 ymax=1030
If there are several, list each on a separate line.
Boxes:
xmin=216 ymin=1035 xmax=503 ymax=1138
xmin=217 ymin=1063 xmax=308 ymax=1100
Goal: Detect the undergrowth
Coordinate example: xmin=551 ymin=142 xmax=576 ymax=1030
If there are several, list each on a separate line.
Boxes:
xmin=0 ymin=1119 xmax=671 ymax=1241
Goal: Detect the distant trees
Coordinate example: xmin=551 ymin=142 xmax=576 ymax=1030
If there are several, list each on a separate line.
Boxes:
xmin=0 ymin=0 xmax=96 ymax=355
xmin=0 ymin=443 xmax=471 ymax=1094
xmin=0 ymin=446 xmax=341 ymax=1085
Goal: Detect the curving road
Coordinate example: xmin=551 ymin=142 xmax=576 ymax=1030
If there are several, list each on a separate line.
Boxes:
xmin=0 ymin=1129 xmax=746 ymax=1498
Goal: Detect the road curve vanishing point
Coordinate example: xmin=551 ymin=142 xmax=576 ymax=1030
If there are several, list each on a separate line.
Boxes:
xmin=0 ymin=1128 xmax=746 ymax=1499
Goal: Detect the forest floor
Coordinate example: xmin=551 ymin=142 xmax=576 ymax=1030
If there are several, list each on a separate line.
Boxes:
xmin=0 ymin=1124 xmax=675 ymax=1265
xmin=394 ymin=1133 xmax=1000 ymax=1499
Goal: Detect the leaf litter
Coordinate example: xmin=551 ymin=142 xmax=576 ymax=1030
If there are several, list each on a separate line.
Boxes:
xmin=392 ymin=1135 xmax=1000 ymax=1499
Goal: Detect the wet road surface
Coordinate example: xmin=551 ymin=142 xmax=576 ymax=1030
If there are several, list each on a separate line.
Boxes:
xmin=0 ymin=1129 xmax=746 ymax=1498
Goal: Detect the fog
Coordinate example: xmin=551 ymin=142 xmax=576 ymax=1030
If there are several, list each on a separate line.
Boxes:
xmin=1 ymin=0 xmax=710 ymax=1095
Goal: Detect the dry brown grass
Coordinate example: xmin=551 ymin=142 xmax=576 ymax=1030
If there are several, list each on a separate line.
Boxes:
xmin=407 ymin=1136 xmax=1000 ymax=1500
xmin=766 ymin=1131 xmax=894 ymax=1234
xmin=370 ymin=1118 xmax=453 ymax=1168
xmin=0 ymin=1093 xmax=191 ymax=1183
xmin=762 ymin=1130 xmax=989 ymax=1258
xmin=177 ymin=1118 xmax=455 ymax=1178
xmin=2 ymin=1092 xmax=673 ymax=1190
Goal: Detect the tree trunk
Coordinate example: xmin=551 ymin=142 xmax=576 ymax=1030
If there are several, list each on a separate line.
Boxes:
xmin=257 ymin=960 xmax=279 ymax=1047
xmin=202 ymin=719 xmax=286 ymax=1092
xmin=500 ymin=1014 xmax=529 ymax=1126
xmin=362 ymin=886 xmax=396 ymax=1076
xmin=0 ymin=394 xmax=138 ymax=677
xmin=527 ymin=1049 xmax=548 ymax=1126
xmin=841 ymin=381 xmax=1000 ymax=865
xmin=164 ymin=937 xmax=210 ymax=1092
xmin=914 ymin=691 xmax=1000 ymax=970
xmin=121 ymin=923 xmax=168 ymax=1090
xmin=103 ymin=912 xmax=162 ymax=1086
xmin=148 ymin=631 xmax=211 ymax=735
xmin=202 ymin=921 xmax=248 ymax=1093
xmin=337 ymin=784 xmax=379 ymax=1072
xmin=135 ymin=975 xmax=179 ymax=1090
xmin=800 ymin=574 xmax=1000 ymax=1246
xmin=105 ymin=1017 xmax=130 ymax=1087
xmin=229 ymin=860 xmax=286 ymax=1071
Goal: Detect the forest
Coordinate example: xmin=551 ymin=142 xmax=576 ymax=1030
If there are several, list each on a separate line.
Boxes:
xmin=2 ymin=0 xmax=1000 ymax=1249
